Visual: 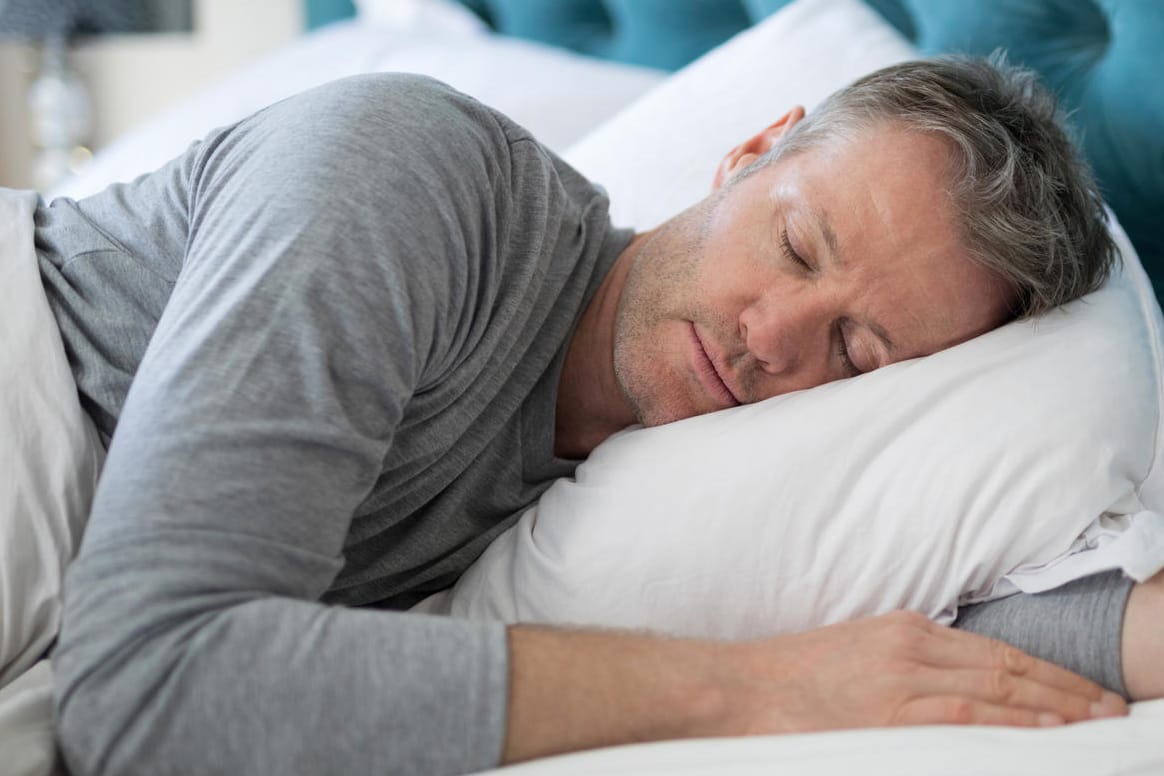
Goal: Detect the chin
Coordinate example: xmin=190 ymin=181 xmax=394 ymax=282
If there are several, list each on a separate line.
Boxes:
xmin=631 ymin=394 xmax=703 ymax=428
xmin=618 ymin=362 xmax=710 ymax=429
xmin=614 ymin=327 xmax=704 ymax=428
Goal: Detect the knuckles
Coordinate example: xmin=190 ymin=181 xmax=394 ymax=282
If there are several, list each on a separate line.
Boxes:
xmin=987 ymin=668 xmax=1017 ymax=704
xmin=997 ymin=643 xmax=1033 ymax=675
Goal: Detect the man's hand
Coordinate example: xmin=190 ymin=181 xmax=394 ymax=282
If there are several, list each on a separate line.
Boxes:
xmin=711 ymin=611 xmax=1126 ymax=735
xmin=504 ymin=611 xmax=1127 ymax=764
xmin=1123 ymin=569 xmax=1164 ymax=699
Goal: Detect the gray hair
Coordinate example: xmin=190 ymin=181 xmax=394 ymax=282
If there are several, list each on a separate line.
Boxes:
xmin=755 ymin=55 xmax=1117 ymax=318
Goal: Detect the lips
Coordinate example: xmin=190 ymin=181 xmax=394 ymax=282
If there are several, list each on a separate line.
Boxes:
xmin=690 ymin=323 xmax=742 ymax=408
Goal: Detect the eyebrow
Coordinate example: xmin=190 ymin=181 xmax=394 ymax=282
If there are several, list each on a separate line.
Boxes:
xmin=806 ymin=205 xmax=897 ymax=356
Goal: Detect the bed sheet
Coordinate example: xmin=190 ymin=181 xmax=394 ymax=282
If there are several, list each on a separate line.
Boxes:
xmin=0 ymin=661 xmax=62 ymax=776
xmin=479 ymin=700 xmax=1164 ymax=776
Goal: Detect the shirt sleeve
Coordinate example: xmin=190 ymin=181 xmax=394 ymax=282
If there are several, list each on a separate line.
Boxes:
xmin=54 ymin=74 xmax=515 ymax=776
xmin=952 ymin=570 xmax=1134 ymax=697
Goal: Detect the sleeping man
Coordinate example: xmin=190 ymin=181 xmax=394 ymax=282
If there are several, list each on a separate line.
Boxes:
xmin=41 ymin=57 xmax=1162 ymax=774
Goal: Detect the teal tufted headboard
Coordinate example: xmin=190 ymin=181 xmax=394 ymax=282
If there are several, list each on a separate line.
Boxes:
xmin=305 ymin=0 xmax=1163 ymax=300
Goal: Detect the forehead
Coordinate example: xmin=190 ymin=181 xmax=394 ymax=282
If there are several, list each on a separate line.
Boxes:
xmin=752 ymin=126 xmax=1011 ymax=355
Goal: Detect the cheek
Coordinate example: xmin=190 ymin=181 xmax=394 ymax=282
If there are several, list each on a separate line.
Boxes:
xmin=693 ymin=243 xmax=784 ymax=342
xmin=701 ymin=204 xmax=786 ymax=300
xmin=626 ymin=221 xmax=709 ymax=316
xmin=613 ymin=319 xmax=701 ymax=426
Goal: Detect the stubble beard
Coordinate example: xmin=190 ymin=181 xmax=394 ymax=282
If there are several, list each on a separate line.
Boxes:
xmin=611 ymin=203 xmax=713 ymax=427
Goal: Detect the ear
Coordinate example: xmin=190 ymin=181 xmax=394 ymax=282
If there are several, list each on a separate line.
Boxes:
xmin=712 ymin=106 xmax=806 ymax=190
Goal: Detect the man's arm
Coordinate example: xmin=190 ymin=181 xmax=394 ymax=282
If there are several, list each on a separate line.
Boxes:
xmin=502 ymin=611 xmax=1126 ymax=765
xmin=1124 ymin=569 xmax=1164 ymax=699
xmin=955 ymin=569 xmax=1164 ymax=701
xmin=54 ymin=75 xmax=521 ymax=776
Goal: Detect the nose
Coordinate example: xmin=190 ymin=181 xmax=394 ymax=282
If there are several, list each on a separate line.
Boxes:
xmin=738 ymin=291 xmax=833 ymax=386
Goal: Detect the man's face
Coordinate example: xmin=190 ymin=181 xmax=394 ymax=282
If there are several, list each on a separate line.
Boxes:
xmin=612 ymin=124 xmax=1014 ymax=427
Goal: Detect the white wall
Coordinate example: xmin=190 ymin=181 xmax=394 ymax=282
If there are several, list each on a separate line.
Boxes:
xmin=0 ymin=0 xmax=303 ymax=188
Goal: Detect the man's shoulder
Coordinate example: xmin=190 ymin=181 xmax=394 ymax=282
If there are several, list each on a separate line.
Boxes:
xmin=313 ymin=72 xmax=515 ymax=148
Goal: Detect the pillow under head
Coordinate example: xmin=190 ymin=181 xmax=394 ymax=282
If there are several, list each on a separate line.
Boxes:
xmin=413 ymin=0 xmax=1164 ymax=637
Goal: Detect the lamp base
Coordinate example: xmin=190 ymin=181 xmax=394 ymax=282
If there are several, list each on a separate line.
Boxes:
xmin=29 ymin=38 xmax=93 ymax=192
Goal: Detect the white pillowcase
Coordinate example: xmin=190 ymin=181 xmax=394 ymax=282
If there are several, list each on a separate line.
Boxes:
xmin=0 ymin=189 xmax=103 ymax=688
xmin=353 ymin=0 xmax=487 ymax=33
xmin=0 ymin=660 xmax=60 ymax=776
xmin=413 ymin=0 xmax=1164 ymax=637
xmin=52 ymin=6 xmax=663 ymax=201
xmin=364 ymin=35 xmax=663 ymax=153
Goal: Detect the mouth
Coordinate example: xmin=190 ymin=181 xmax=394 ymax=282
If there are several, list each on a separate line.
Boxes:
xmin=690 ymin=323 xmax=742 ymax=408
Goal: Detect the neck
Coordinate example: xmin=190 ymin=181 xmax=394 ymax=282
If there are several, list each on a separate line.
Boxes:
xmin=554 ymin=232 xmax=649 ymax=459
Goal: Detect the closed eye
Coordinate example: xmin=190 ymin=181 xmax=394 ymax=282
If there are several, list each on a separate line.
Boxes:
xmin=780 ymin=229 xmax=812 ymax=271
xmin=834 ymin=321 xmax=862 ymax=377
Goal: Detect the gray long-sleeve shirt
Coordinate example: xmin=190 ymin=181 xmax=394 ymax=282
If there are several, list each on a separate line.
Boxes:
xmin=45 ymin=73 xmax=630 ymax=775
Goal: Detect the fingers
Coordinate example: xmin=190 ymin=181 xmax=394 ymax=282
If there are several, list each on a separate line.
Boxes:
xmin=890 ymin=615 xmax=1128 ymax=722
xmin=746 ymin=612 xmax=1128 ymax=737
xmin=912 ymin=667 xmax=1123 ymax=723
xmin=989 ymin=644 xmax=1124 ymax=716
xmin=925 ymin=627 xmax=1103 ymax=695
xmin=894 ymin=696 xmax=1069 ymax=728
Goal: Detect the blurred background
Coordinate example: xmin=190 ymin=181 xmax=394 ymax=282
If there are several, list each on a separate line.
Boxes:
xmin=0 ymin=0 xmax=302 ymax=189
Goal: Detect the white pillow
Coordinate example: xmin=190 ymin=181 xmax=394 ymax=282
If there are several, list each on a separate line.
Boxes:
xmin=52 ymin=9 xmax=663 ymax=201
xmin=0 ymin=189 xmax=103 ymax=688
xmin=353 ymin=0 xmax=487 ymax=33
xmin=413 ymin=0 xmax=1164 ymax=637
xmin=365 ymin=36 xmax=663 ymax=153
xmin=0 ymin=660 xmax=60 ymax=776
xmin=354 ymin=0 xmax=666 ymax=151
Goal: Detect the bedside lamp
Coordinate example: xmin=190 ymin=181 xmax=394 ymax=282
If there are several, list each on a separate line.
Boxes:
xmin=0 ymin=0 xmax=160 ymax=191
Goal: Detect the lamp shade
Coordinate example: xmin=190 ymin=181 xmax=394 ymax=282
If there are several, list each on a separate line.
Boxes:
xmin=0 ymin=0 xmax=176 ymax=38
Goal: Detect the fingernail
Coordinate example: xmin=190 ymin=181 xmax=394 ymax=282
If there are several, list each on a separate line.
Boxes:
xmin=1038 ymin=712 xmax=1064 ymax=727
xmin=1090 ymin=691 xmax=1127 ymax=718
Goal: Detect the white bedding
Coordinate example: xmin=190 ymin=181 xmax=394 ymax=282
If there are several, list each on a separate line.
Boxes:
xmin=0 ymin=187 xmax=102 ymax=775
xmin=50 ymin=2 xmax=663 ymax=202
xmin=0 ymin=187 xmax=103 ymax=691
xmin=477 ymin=700 xmax=1164 ymax=776
xmin=0 ymin=662 xmax=61 ymax=776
